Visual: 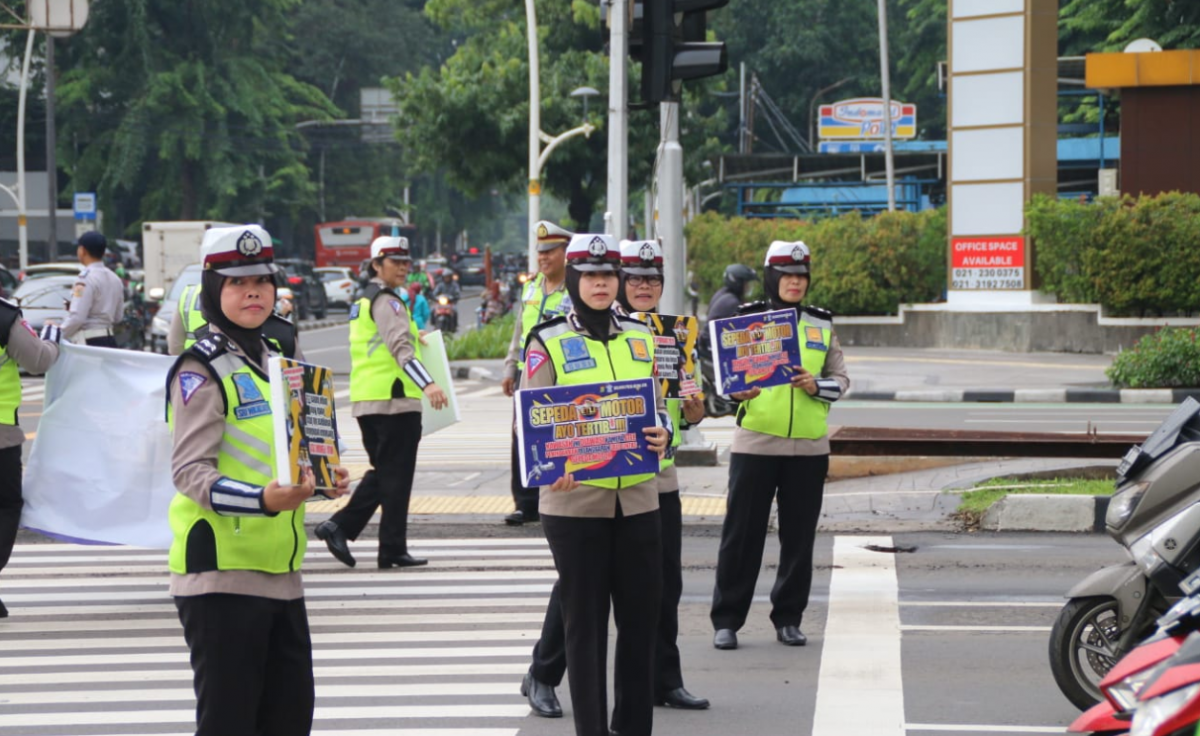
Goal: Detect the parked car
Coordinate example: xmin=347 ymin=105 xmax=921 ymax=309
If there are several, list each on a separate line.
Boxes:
xmin=110 ymin=239 xmax=142 ymax=268
xmin=274 ymin=258 xmax=328 ymax=321
xmin=14 ymin=275 xmax=144 ymax=349
xmin=315 ymin=266 xmax=356 ymax=308
xmin=21 ymin=262 xmax=82 ymax=281
xmin=148 ymin=263 xmax=202 ymax=354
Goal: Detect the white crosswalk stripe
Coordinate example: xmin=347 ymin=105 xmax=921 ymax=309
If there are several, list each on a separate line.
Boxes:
xmin=0 ymin=538 xmax=551 ymax=735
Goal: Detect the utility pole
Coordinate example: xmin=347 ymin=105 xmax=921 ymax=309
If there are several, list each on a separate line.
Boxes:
xmin=605 ymin=0 xmax=628 ymax=239
xmin=878 ymin=0 xmax=896 ymax=211
xmin=658 ymin=101 xmax=685 ymax=315
xmin=45 ymin=36 xmax=58 ymax=260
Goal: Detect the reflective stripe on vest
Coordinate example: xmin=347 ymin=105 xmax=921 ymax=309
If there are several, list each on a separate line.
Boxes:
xmin=0 ymin=347 xmax=19 ymax=427
xmin=348 ymin=289 xmax=423 ymax=402
xmin=518 ymin=274 xmax=571 ymax=369
xmin=177 ymin=285 xmax=207 ymax=350
xmin=736 ymin=320 xmax=832 ymax=440
xmin=540 ymin=321 xmax=657 ymax=490
xmin=167 ymin=353 xmax=306 ymax=575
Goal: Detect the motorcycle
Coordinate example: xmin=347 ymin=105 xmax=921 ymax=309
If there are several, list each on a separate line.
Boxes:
xmin=1051 ymin=397 xmax=1200 ymax=710
xmin=433 ymin=294 xmax=458 ymax=334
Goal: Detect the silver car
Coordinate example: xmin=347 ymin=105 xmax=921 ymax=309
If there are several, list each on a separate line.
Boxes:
xmin=148 ymin=264 xmax=202 ymax=354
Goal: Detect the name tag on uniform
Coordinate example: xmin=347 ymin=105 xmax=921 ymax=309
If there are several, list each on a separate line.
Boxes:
xmin=561 ymin=336 xmax=596 ymax=373
xmin=232 ymin=373 xmax=272 ymax=420
xmin=805 ymin=326 xmax=827 ymax=351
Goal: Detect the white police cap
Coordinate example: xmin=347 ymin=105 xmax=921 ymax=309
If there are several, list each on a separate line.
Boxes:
xmin=619 ymin=239 xmax=664 ymax=276
xmin=371 ymin=236 xmax=412 ymax=262
xmin=535 ymin=221 xmax=573 ymax=252
xmin=200 ymin=225 xmax=279 ymax=277
xmin=565 ymin=233 xmax=621 ymax=272
xmin=765 ymin=240 xmax=811 ymax=275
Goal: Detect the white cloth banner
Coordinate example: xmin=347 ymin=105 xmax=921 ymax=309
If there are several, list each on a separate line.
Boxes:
xmin=22 ymin=343 xmax=177 ymax=549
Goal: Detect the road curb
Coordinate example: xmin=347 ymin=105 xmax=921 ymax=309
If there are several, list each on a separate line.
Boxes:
xmin=298 ymin=318 xmax=342 ymax=332
xmin=847 ymin=387 xmax=1196 ymax=404
xmin=981 ymin=494 xmax=1110 ymax=533
xmin=452 ymin=365 xmax=498 ymax=381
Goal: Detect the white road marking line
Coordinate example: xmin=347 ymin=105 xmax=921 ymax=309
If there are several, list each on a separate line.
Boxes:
xmin=449 ymin=471 xmax=483 ymax=487
xmin=812 ymin=535 xmax=905 ymax=736
xmin=0 ymin=645 xmax=532 ymax=668
xmin=901 ymin=601 xmax=1060 ymax=608
xmin=10 ymin=538 xmax=550 ymax=553
xmin=0 ymin=596 xmax=549 ymax=618
xmin=90 ymin=731 xmax=518 ymax=736
xmin=3 ymin=583 xmax=554 ymax=604
xmin=906 ymin=725 xmax=1067 ymax=733
xmin=0 ymin=663 xmax=529 ymax=686
xmin=0 ymin=705 xmax=531 ymax=728
xmin=0 ymin=629 xmax=539 ymax=652
xmin=901 ymin=625 xmax=1052 ymax=632
xmin=964 ymin=419 xmax=1162 ymax=425
xmin=5 ymin=569 xmax=558 ymax=588
xmin=0 ymin=682 xmax=524 ymax=705
xmin=0 ymin=612 xmax=544 ymax=635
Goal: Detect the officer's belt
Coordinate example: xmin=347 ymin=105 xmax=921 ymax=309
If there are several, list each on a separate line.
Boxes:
xmin=77 ymin=327 xmax=113 ymax=340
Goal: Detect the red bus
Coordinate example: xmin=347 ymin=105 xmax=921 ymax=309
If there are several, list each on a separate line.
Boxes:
xmin=314 ymin=219 xmax=418 ymax=273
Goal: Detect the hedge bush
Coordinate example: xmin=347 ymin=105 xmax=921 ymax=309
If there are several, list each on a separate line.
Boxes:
xmin=445 ymin=312 xmax=515 ymax=361
xmin=1106 ymin=328 xmax=1200 ymax=388
xmin=684 ymin=208 xmax=947 ymax=315
xmin=1028 ymin=192 xmax=1200 ymax=317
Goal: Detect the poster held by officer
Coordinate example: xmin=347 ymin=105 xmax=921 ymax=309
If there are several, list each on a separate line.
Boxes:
xmin=515 ymin=378 xmax=660 ymax=486
xmin=418 ymin=330 xmax=461 ymax=436
xmin=708 ymin=308 xmax=802 ymax=397
xmin=631 ymin=312 xmax=703 ymax=400
xmin=268 ymin=357 xmax=341 ymax=490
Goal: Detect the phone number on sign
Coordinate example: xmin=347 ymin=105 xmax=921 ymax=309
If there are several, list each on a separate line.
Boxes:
xmin=952 ymin=279 xmax=1025 ymax=289
xmin=953 ymin=268 xmax=1022 ymax=279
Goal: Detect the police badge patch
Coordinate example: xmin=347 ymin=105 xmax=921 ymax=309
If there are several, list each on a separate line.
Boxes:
xmin=805 ymin=325 xmax=826 ymax=350
xmin=237 ymin=231 xmax=264 ymax=257
xmin=231 ymin=373 xmax=265 ymax=405
xmin=628 ymin=338 xmax=651 ymax=362
xmin=587 ymin=237 xmax=608 ymax=257
xmin=561 ymin=336 xmax=596 ymax=373
xmin=178 ymin=372 xmax=207 ymax=406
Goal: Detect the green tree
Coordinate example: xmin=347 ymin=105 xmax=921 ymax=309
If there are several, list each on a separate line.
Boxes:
xmin=1061 ymin=0 xmax=1200 ymax=53
xmin=51 ymin=0 xmax=338 ymax=237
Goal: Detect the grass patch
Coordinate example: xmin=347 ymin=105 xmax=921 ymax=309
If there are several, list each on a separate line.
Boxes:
xmin=445 ymin=313 xmax=516 ymax=361
xmin=951 ymin=477 xmax=1116 ymax=528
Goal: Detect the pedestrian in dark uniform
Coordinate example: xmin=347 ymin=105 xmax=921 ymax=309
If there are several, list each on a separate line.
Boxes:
xmin=166 ymin=224 xmax=350 ymax=735
xmin=501 ymin=220 xmax=573 ymax=525
xmin=522 ymin=233 xmax=670 ymax=736
xmin=314 ymin=236 xmax=448 ymax=569
xmin=521 ymin=239 xmax=709 ymax=720
xmin=61 ymin=231 xmax=125 ymax=347
xmin=0 ymin=305 xmax=59 ymax=618
xmin=710 ymin=240 xmax=850 ymax=650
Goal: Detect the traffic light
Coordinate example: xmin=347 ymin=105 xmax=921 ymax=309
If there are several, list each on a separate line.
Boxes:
xmin=639 ymin=0 xmax=729 ymax=105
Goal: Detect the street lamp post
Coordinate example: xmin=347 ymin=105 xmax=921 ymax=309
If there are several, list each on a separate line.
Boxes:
xmin=525 ymin=0 xmax=597 ymax=270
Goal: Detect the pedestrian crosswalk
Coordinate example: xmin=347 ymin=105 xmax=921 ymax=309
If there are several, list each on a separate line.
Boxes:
xmin=0 ymin=538 xmax=556 ymax=735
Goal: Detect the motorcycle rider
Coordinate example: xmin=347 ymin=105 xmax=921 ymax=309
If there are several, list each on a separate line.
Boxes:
xmin=706 ymin=264 xmax=759 ymax=324
xmin=500 ymin=220 xmax=573 ymax=526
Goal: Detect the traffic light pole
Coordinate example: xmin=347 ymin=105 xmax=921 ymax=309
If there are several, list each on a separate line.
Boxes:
xmin=658 ymin=101 xmax=685 ymax=315
xmin=605 ymin=0 xmax=628 ymax=240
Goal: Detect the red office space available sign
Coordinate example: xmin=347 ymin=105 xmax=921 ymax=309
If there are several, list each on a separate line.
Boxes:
xmin=950 ymin=236 xmax=1026 ymax=290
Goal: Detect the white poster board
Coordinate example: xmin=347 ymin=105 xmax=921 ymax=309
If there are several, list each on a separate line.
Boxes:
xmin=419 ymin=330 xmax=460 ymax=436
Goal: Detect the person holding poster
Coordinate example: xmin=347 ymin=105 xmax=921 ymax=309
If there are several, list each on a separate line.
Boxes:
xmin=523 ymin=233 xmax=671 ymax=736
xmin=165 ymin=225 xmax=351 ymax=735
xmin=314 ymin=236 xmax=448 ymax=570
xmin=710 ymin=240 xmax=849 ymax=651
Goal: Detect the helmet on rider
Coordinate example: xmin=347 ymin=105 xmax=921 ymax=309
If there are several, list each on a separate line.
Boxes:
xmin=722 ymin=263 xmax=759 ymax=298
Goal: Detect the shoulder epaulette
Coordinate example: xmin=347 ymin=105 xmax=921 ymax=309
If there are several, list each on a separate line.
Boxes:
xmin=262 ymin=314 xmax=297 ymax=359
xmin=736 ymin=300 xmax=770 ymax=316
xmin=802 ymin=305 xmax=835 ymax=321
xmin=187 ymin=333 xmax=230 ymax=363
xmin=524 ymin=314 xmax=569 ymax=352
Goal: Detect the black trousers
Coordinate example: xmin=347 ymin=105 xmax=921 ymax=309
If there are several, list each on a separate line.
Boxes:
xmin=85 ymin=335 xmax=118 ymax=348
xmin=0 ymin=445 xmax=22 ymax=573
xmin=175 ymin=594 xmax=314 ymax=736
xmin=531 ymin=492 xmax=685 ymax=693
xmin=509 ymin=430 xmax=539 ymax=515
xmin=711 ymin=453 xmax=829 ymax=631
xmin=331 ymin=412 xmax=421 ymax=555
xmin=543 ymin=510 xmax=662 ymax=736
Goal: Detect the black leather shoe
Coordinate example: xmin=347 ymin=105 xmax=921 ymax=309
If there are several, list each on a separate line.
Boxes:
xmin=713 ymin=628 xmax=737 ymax=650
xmin=776 ymin=625 xmax=807 ymax=646
xmin=0 ymin=597 xmax=7 ymax=619
xmin=521 ymin=670 xmax=562 ymax=718
xmin=314 ymin=520 xmax=356 ymax=568
xmin=378 ymin=553 xmax=428 ymax=569
xmin=504 ymin=509 xmax=540 ymax=526
xmin=656 ymin=686 xmax=710 ymax=710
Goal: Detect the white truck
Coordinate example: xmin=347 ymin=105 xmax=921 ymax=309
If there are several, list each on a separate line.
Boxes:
xmin=141 ymin=220 xmax=236 ymax=300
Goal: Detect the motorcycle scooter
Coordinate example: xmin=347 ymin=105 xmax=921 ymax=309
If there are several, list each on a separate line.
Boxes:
xmin=1051 ymin=398 xmax=1200 ymax=710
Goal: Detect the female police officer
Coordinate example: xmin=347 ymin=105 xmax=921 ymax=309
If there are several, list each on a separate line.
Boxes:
xmin=522 ymin=233 xmax=670 ymax=736
xmin=615 ymin=239 xmax=709 ymax=712
xmin=709 ymin=240 xmax=849 ymax=651
xmin=166 ymin=225 xmax=350 ymax=735
xmin=315 ymin=236 xmax=448 ymax=569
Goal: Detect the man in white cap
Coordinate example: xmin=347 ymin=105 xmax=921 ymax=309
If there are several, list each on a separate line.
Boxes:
xmin=500 ymin=220 xmax=573 ymax=525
